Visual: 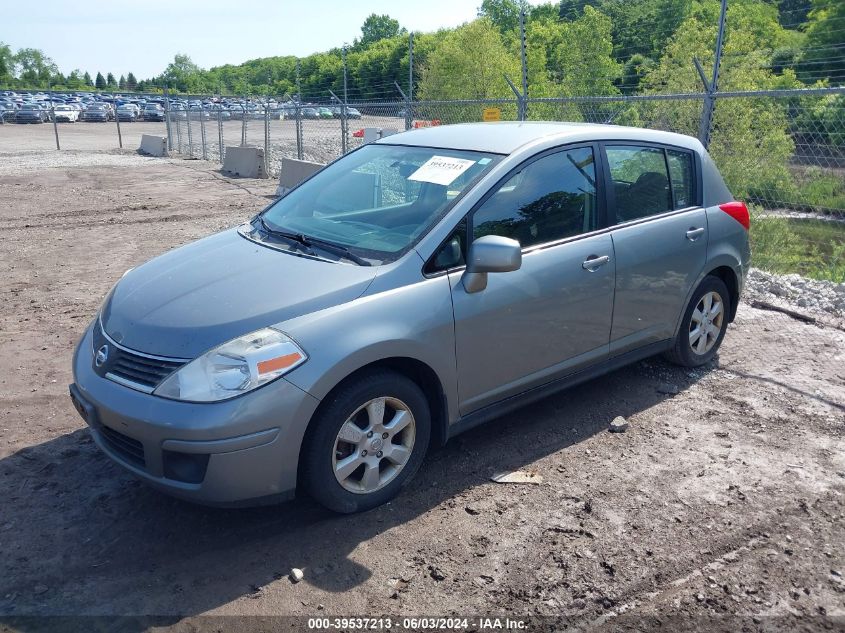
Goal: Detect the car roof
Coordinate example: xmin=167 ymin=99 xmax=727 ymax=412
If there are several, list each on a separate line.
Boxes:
xmin=377 ymin=121 xmax=703 ymax=155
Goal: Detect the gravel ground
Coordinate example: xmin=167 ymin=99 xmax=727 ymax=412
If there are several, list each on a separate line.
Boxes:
xmin=0 ymin=154 xmax=843 ymax=632
xmin=743 ymin=268 xmax=845 ymax=322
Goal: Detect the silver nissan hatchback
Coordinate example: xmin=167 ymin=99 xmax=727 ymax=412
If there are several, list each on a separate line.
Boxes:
xmin=70 ymin=122 xmax=750 ymax=513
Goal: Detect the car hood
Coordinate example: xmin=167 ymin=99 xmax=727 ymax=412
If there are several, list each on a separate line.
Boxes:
xmin=101 ymin=227 xmax=378 ymax=358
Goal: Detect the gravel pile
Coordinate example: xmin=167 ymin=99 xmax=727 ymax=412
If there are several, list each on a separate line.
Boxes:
xmin=744 ymin=267 xmax=845 ymax=318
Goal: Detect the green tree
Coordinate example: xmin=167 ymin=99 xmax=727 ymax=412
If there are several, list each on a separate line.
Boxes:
xmin=126 ymin=72 xmax=138 ymax=91
xmin=356 ymin=14 xmax=405 ymax=48
xmin=118 ymin=74 xmax=126 ymax=90
xmin=0 ymin=42 xmax=14 ymax=84
xmin=479 ymin=0 xmax=529 ymax=33
xmin=529 ymin=6 xmax=620 ymax=97
xmin=95 ymin=72 xmax=106 ymax=90
xmin=106 ymin=72 xmax=116 ymax=88
xmin=799 ymin=0 xmax=845 ymax=84
xmin=641 ymin=0 xmax=802 ymax=205
xmin=160 ymin=53 xmax=204 ymax=92
xmin=83 ymin=71 xmax=93 ymax=87
xmin=418 ymin=18 xmax=519 ymax=100
xmin=14 ymin=48 xmax=58 ymax=87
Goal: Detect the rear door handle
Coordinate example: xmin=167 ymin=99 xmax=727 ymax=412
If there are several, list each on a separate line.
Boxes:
xmin=686 ymin=227 xmax=705 ymax=241
xmin=582 ymin=255 xmax=610 ymax=271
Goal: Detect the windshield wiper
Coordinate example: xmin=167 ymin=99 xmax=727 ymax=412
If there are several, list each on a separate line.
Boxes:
xmin=257 ymin=216 xmax=371 ymax=266
xmin=299 ymin=235 xmax=372 ymax=266
xmin=257 ymin=216 xmax=317 ymax=256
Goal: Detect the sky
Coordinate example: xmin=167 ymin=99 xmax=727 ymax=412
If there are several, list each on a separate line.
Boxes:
xmin=4 ymin=0 xmax=549 ymax=80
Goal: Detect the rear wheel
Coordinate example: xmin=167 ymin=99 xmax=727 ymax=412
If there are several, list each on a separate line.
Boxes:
xmin=666 ymin=276 xmax=731 ymax=367
xmin=301 ymin=370 xmax=431 ymax=513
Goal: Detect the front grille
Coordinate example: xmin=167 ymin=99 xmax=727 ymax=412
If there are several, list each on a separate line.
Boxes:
xmin=109 ymin=351 xmax=184 ymax=389
xmin=93 ymin=321 xmax=187 ymax=391
xmin=100 ymin=425 xmax=146 ymax=468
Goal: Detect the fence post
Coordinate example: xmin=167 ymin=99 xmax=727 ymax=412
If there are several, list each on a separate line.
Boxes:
xmin=114 ymin=101 xmax=123 ymax=149
xmin=698 ymin=0 xmax=727 ymax=148
xmin=200 ymin=106 xmax=208 ymax=160
xmin=264 ymin=98 xmax=270 ymax=169
xmin=164 ymin=87 xmax=173 ymax=150
xmin=49 ymin=91 xmax=60 ymax=150
xmin=408 ymin=33 xmax=414 ymax=126
xmin=504 ymin=75 xmax=525 ymax=122
xmin=295 ymin=101 xmax=303 ymax=160
xmin=217 ymin=106 xmax=224 ymax=163
xmin=186 ymin=107 xmax=194 ymax=156
xmin=341 ymin=47 xmax=349 ymax=155
xmin=241 ymin=95 xmax=248 ymax=146
xmin=395 ymin=81 xmax=412 ymax=131
xmin=519 ymin=8 xmax=528 ymax=121
xmin=174 ymin=108 xmax=183 ymax=153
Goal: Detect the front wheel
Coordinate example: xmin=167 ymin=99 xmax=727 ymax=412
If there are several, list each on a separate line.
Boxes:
xmin=301 ymin=370 xmax=431 ymax=513
xmin=666 ymin=275 xmax=731 ymax=368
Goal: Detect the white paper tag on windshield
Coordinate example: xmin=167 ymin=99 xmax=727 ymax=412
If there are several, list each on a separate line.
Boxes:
xmin=408 ymin=156 xmax=476 ymax=186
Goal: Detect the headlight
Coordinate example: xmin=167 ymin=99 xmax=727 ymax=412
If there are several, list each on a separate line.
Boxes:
xmin=153 ymin=328 xmax=307 ymax=402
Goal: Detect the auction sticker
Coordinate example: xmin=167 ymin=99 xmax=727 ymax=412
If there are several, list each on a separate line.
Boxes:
xmin=408 ymin=156 xmax=476 ymax=186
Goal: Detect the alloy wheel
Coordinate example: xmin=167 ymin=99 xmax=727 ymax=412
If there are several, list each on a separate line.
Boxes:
xmin=689 ymin=290 xmax=724 ymax=355
xmin=332 ymin=397 xmax=416 ymax=494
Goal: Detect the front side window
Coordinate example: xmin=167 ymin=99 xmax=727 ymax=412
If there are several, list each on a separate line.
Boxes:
xmin=261 ymin=144 xmax=500 ymax=263
xmin=606 ymin=146 xmax=672 ymax=223
xmin=471 ymin=146 xmax=598 ymax=249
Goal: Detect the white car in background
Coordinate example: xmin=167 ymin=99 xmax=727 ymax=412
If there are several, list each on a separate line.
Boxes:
xmin=52 ymin=105 xmax=79 ymax=122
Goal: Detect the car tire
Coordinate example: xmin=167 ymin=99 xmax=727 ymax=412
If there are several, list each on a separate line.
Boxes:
xmin=665 ymin=275 xmax=731 ymax=368
xmin=301 ymin=369 xmax=431 ymax=513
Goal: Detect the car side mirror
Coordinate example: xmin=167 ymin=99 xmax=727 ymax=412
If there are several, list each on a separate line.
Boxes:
xmin=462 ymin=235 xmax=522 ymax=293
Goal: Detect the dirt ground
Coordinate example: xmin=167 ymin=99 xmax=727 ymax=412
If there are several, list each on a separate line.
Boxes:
xmin=0 ymin=115 xmax=403 ymax=168
xmin=0 ymin=151 xmax=843 ymax=633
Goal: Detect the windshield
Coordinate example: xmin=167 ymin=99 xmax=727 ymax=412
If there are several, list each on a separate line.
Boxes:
xmin=260 ymin=144 xmax=500 ymax=264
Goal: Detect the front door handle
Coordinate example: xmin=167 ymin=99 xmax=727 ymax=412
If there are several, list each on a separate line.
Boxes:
xmin=582 ymin=255 xmax=610 ymax=271
xmin=686 ymin=227 xmax=705 ymax=241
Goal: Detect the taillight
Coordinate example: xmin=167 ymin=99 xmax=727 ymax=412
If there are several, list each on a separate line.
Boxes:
xmin=718 ymin=201 xmax=750 ymax=231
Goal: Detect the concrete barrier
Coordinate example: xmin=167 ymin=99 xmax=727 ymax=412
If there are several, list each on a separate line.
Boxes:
xmin=222 ymin=146 xmax=269 ymax=179
xmin=275 ymin=157 xmax=325 ymax=196
xmin=138 ymin=134 xmax=168 ymax=157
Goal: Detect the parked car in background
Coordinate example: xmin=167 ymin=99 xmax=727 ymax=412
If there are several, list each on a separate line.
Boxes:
xmin=301 ymin=107 xmax=319 ymax=120
xmin=116 ymin=105 xmax=138 ymax=122
xmin=52 ymin=105 xmax=79 ymax=122
xmin=347 ymin=107 xmax=362 ymax=120
xmin=142 ymin=104 xmax=165 ymax=122
xmin=188 ymin=105 xmax=211 ymax=120
xmin=318 ymin=107 xmax=333 ymax=119
xmin=70 ymin=122 xmax=749 ymax=513
xmin=15 ymin=103 xmax=48 ymax=123
xmin=81 ymin=104 xmax=110 ymax=122
xmin=208 ymin=105 xmax=231 ymax=121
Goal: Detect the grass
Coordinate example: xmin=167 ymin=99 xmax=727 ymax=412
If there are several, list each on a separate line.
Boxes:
xmin=749 ymin=210 xmax=845 ymax=283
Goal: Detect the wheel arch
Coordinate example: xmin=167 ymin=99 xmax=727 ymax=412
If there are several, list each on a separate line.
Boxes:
xmin=295 ymin=356 xmax=450 ymax=489
xmin=706 ymin=265 xmax=740 ymax=323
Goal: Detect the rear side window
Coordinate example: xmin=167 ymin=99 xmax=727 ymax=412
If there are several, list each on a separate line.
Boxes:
xmin=606 ymin=146 xmax=671 ymax=223
xmin=666 ymin=149 xmax=694 ymax=209
xmin=472 ymin=146 xmax=598 ymax=249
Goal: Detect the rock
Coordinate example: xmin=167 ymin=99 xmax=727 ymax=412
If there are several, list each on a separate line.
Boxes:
xmin=290 ymin=568 xmax=304 ymax=583
xmin=656 ymin=382 xmax=679 ymax=395
xmin=609 ymin=416 xmax=628 ymax=433
xmin=465 ymin=505 xmax=481 ymax=515
xmin=33 ymin=585 xmax=48 ymax=595
xmin=428 ymin=565 xmax=446 ymax=581
xmin=490 ymin=470 xmax=543 ymax=484
xmin=696 ymin=593 xmax=705 ymax=602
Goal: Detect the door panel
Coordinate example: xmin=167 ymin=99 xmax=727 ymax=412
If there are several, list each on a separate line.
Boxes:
xmin=609 ymin=209 xmax=707 ymax=354
xmin=449 ymin=234 xmax=615 ymax=415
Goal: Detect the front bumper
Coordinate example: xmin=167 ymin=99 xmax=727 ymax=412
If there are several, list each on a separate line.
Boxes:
xmin=71 ymin=322 xmax=321 ymax=505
